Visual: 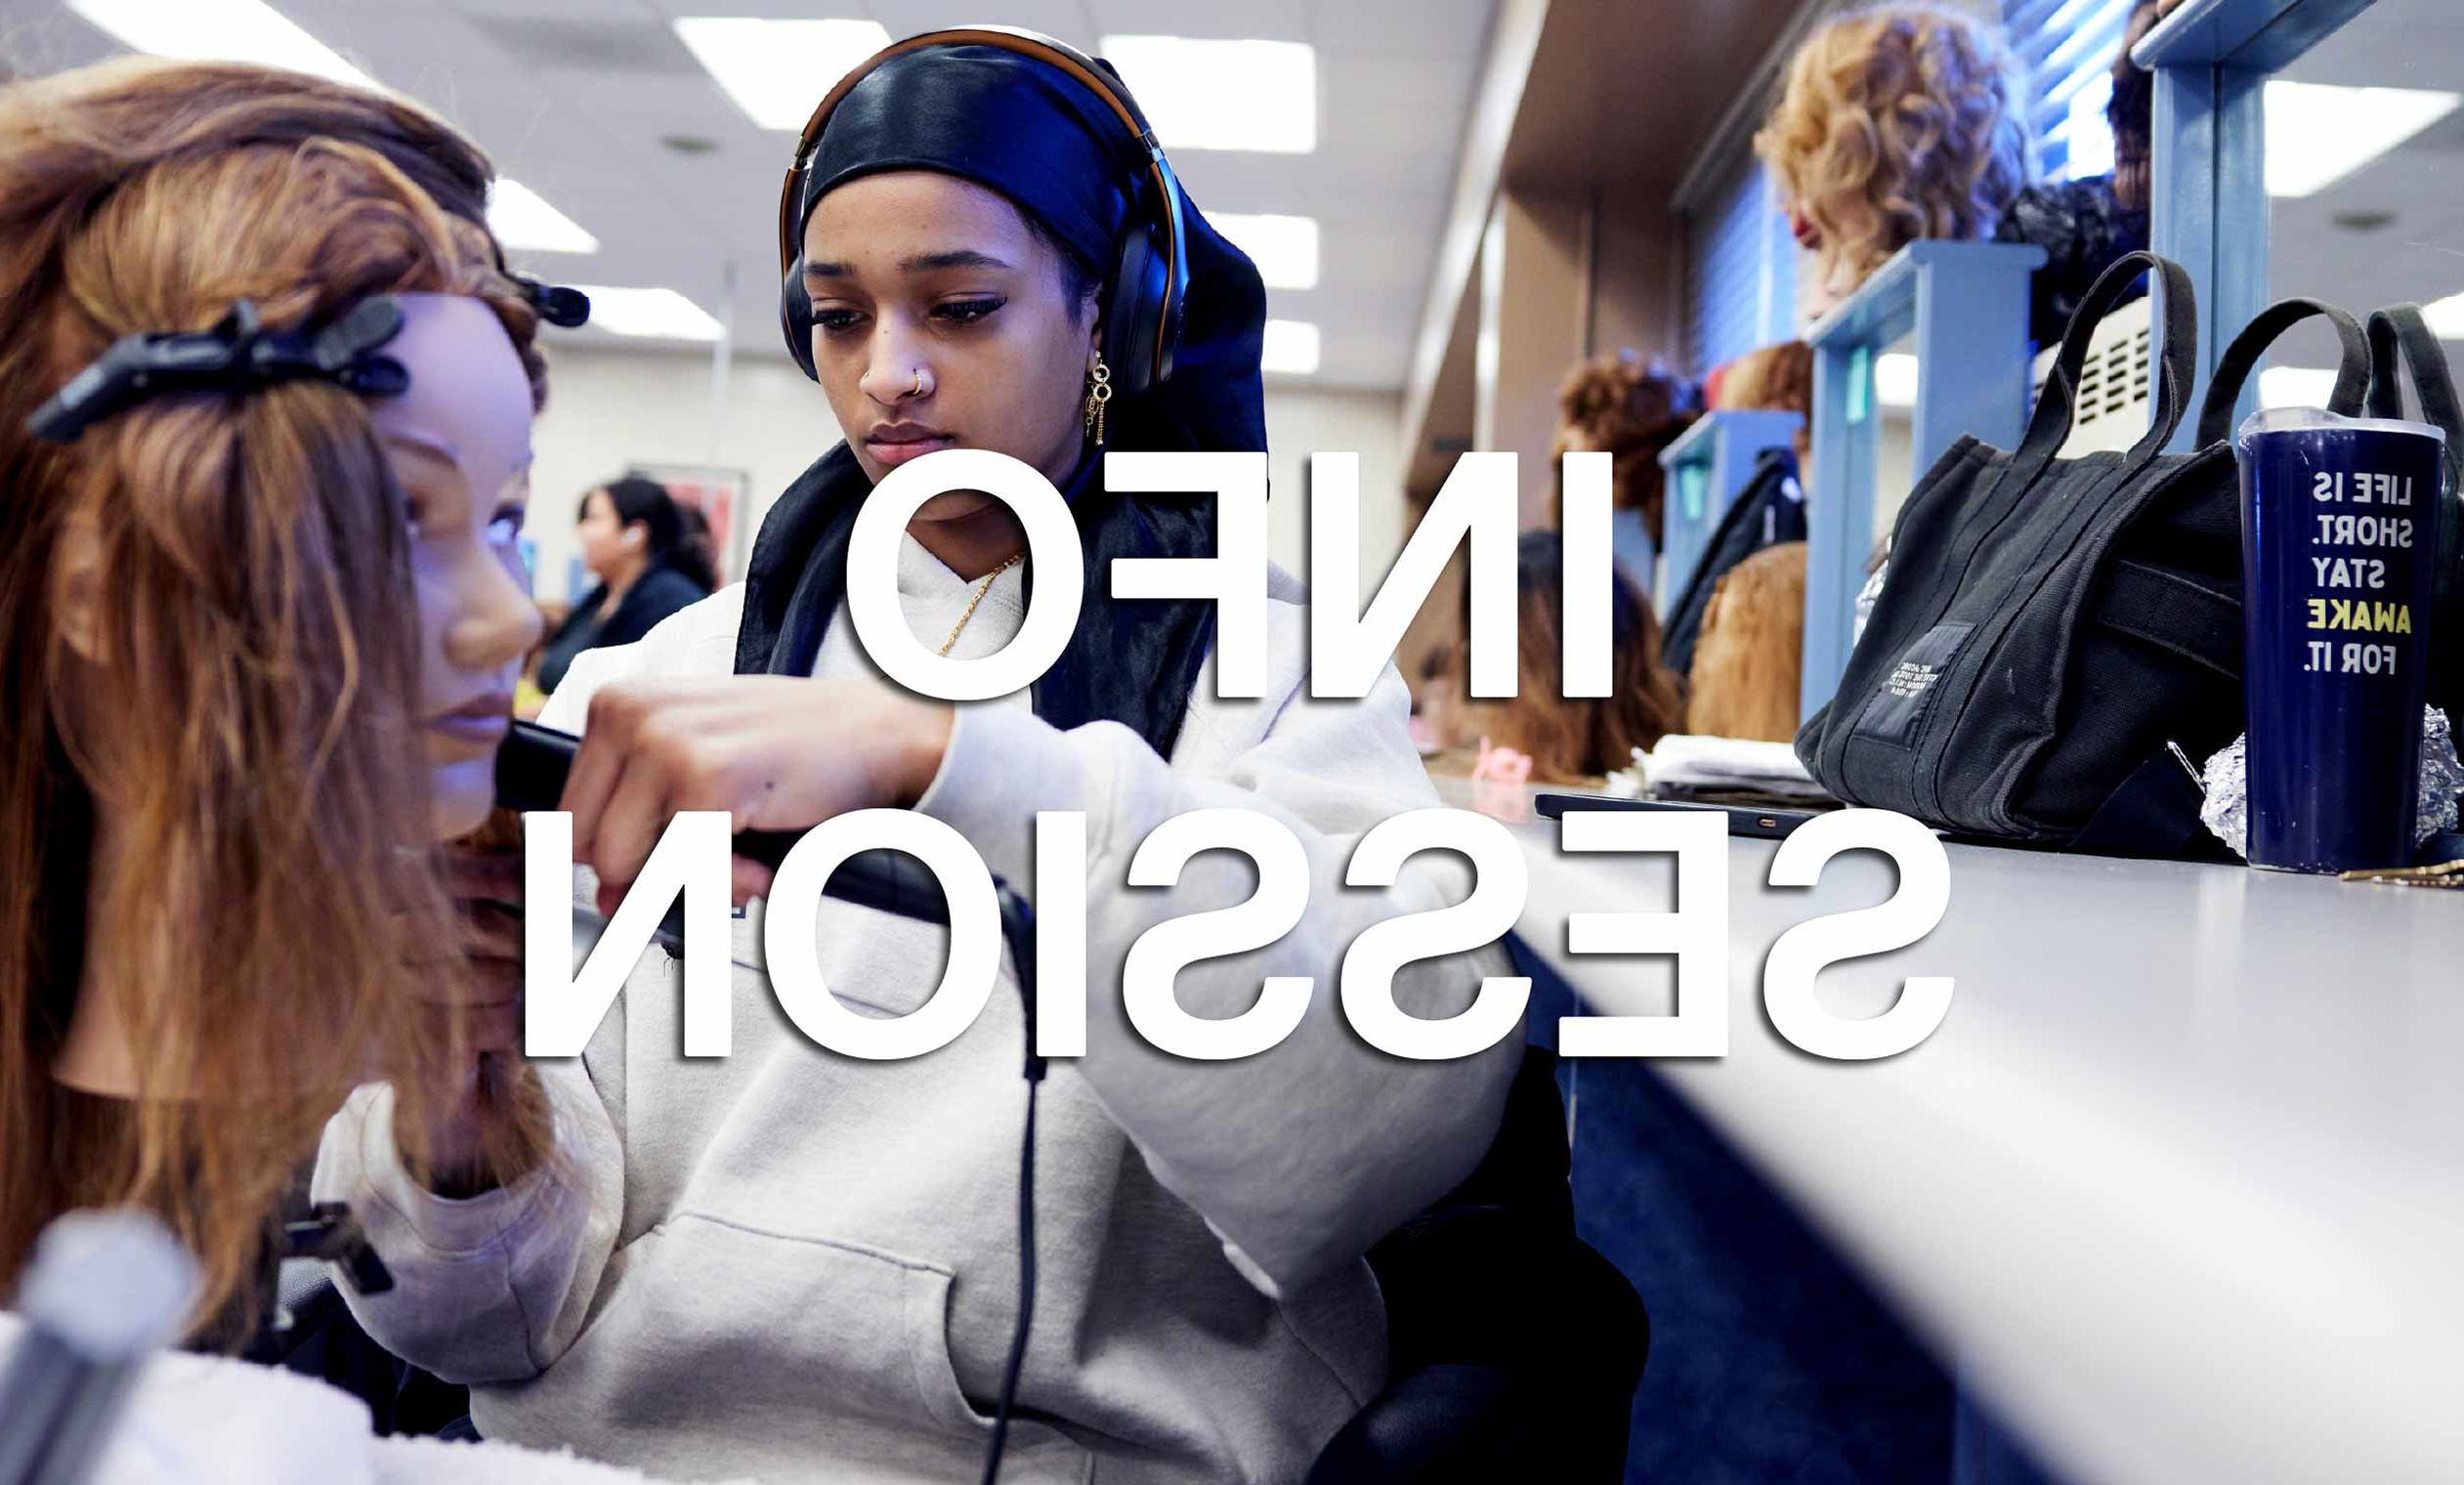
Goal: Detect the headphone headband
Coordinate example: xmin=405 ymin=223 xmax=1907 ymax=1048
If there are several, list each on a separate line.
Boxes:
xmin=775 ymin=26 xmax=1186 ymax=390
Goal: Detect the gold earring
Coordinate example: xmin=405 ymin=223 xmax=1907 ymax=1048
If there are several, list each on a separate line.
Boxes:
xmin=1083 ymin=352 xmax=1112 ymax=447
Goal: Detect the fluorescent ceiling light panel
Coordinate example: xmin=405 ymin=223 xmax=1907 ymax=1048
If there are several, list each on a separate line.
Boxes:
xmin=1261 ymin=319 xmax=1320 ymax=375
xmin=675 ymin=18 xmax=890 ymax=132
xmin=2264 ymin=80 xmax=2460 ymax=197
xmin=1210 ymin=213 xmax=1319 ymax=290
xmin=1098 ymin=35 xmax=1316 ymax=152
xmin=2259 ymin=366 xmax=2340 ymax=409
xmin=489 ymin=180 xmax=598 ymax=256
xmin=2422 ymin=291 xmax=2464 ymax=341
xmin=568 ymin=286 xmax=725 ymax=343
xmin=1875 ymin=353 xmax=1919 ymax=409
xmin=68 ymin=0 xmax=376 ymax=88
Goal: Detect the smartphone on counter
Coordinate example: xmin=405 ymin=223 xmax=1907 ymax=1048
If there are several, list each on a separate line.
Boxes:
xmin=1532 ymin=792 xmax=1818 ymax=839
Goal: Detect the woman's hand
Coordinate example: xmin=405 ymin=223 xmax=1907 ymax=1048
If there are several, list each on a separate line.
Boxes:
xmin=562 ymin=676 xmax=955 ymax=913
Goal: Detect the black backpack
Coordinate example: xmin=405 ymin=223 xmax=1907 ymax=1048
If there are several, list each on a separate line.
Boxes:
xmin=1660 ymin=446 xmax=1807 ymax=679
xmin=1796 ymin=250 xmax=2460 ymax=856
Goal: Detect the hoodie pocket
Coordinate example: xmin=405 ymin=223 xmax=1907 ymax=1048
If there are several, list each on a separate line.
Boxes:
xmin=551 ymin=1211 xmax=1087 ymax=1483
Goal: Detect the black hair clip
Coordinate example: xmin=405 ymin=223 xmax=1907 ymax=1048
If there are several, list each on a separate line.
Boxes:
xmin=28 ymin=296 xmax=410 ymax=445
xmin=514 ymin=273 xmax=591 ymax=329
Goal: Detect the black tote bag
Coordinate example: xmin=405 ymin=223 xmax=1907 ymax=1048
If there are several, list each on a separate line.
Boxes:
xmin=1794 ymin=250 xmax=2379 ymax=854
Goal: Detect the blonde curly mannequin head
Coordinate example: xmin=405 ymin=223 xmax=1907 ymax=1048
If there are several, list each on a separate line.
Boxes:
xmin=1755 ymin=4 xmax=2034 ymax=305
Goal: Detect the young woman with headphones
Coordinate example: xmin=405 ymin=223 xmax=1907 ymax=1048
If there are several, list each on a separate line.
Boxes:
xmin=315 ymin=30 xmax=1519 ymax=1482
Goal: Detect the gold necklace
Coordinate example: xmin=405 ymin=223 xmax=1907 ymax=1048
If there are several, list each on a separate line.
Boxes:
xmin=936 ymin=552 xmax=1025 ymax=658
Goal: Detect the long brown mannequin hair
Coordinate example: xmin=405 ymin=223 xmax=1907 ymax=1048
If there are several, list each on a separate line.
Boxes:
xmin=0 ymin=59 xmax=547 ymax=1338
xmin=1432 ymin=531 xmax=1685 ymax=782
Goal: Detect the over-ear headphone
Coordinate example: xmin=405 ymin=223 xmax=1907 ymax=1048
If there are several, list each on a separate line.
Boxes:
xmin=776 ymin=26 xmax=1188 ymax=396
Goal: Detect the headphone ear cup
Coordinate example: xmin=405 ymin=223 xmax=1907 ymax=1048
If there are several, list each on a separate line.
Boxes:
xmin=780 ymin=266 xmax=818 ymax=381
xmin=1104 ymin=219 xmax=1167 ymax=397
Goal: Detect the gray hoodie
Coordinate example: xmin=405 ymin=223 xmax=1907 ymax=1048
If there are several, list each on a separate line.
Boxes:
xmin=314 ymin=539 xmax=1518 ymax=1483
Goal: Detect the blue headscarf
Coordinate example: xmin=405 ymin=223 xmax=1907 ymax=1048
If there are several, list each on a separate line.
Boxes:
xmin=735 ymin=41 xmax=1268 ymax=759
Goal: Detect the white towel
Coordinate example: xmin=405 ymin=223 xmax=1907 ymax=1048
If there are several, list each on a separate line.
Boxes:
xmin=1617 ymin=733 xmax=1829 ymax=799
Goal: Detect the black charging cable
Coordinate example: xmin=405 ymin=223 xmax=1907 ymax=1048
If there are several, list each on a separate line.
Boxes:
xmin=495 ymin=723 xmax=1044 ymax=1482
xmin=982 ymin=889 xmax=1042 ymax=1485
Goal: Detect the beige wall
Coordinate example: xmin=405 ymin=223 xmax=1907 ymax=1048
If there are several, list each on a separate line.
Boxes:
xmin=1393 ymin=178 xmax=1687 ymax=688
xmin=1475 ymin=188 xmax=1592 ymax=529
xmin=1590 ymin=191 xmax=1685 ymax=368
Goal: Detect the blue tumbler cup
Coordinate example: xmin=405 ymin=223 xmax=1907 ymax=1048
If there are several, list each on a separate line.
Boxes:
xmin=2236 ymin=408 xmax=2446 ymax=871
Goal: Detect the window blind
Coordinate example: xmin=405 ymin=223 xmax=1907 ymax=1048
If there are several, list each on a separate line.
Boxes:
xmin=2004 ymin=0 xmax=2137 ymax=182
xmin=1686 ymin=156 xmax=1799 ymax=375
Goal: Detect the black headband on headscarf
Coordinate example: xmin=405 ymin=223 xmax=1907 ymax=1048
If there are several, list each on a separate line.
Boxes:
xmin=735 ymin=41 xmax=1269 ymax=760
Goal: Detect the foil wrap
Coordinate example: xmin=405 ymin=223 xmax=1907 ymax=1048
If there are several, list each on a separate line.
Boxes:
xmin=1852 ymin=559 xmax=1889 ymax=646
xmin=2198 ymin=738 xmax=2249 ymax=855
xmin=2200 ymin=706 xmax=2462 ymax=858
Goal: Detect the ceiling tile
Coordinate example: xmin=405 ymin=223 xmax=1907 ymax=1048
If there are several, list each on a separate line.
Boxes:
xmin=868 ymin=0 xmax=1100 ymax=47
xmin=1083 ymin=0 xmax=1312 ymax=43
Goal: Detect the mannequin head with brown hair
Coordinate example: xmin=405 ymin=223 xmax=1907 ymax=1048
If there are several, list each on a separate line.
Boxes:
xmin=1428 ymin=531 xmax=1685 ymax=782
xmin=0 ymin=58 xmax=549 ymax=1336
xmin=1713 ymin=339 xmax=1816 ymax=473
xmin=1549 ymin=354 xmax=1699 ymax=541
xmin=1755 ymin=4 xmax=2033 ymax=307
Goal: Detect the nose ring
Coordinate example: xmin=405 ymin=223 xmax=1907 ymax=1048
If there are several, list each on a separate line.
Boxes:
xmin=909 ymin=367 xmax=927 ymax=399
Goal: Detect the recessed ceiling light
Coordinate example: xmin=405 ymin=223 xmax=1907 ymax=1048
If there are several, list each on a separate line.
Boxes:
xmin=489 ymin=180 xmax=598 ymax=256
xmin=67 ymin=0 xmax=376 ymax=88
xmin=1210 ymin=213 xmax=1319 ymax=290
xmin=2259 ymin=366 xmax=2340 ymax=408
xmin=1875 ymin=352 xmax=1919 ymax=409
xmin=2423 ymin=291 xmax=2464 ymax=341
xmin=1261 ymin=319 xmax=1320 ymax=375
xmin=1098 ymin=35 xmax=1316 ymax=153
xmin=567 ymin=286 xmax=725 ymax=343
xmin=2265 ymin=80 xmax=2461 ymax=197
xmin=674 ymin=17 xmax=889 ymax=132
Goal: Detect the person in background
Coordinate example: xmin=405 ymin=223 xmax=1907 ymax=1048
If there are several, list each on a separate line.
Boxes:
xmin=1756 ymin=3 xmax=2033 ymax=318
xmin=1990 ymin=0 xmax=2165 ymax=346
xmin=532 ymin=476 xmax=714 ymax=695
xmin=2108 ymin=0 xmax=2174 ymax=215
xmin=1427 ymin=530 xmax=1685 ymax=782
xmin=671 ymin=498 xmax=719 ymax=592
